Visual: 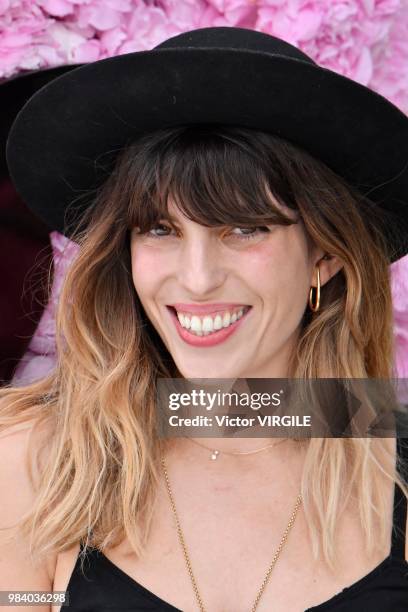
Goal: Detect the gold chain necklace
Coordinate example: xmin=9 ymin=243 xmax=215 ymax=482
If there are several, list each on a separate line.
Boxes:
xmin=160 ymin=454 xmax=302 ymax=611
xmin=184 ymin=436 xmax=285 ymax=460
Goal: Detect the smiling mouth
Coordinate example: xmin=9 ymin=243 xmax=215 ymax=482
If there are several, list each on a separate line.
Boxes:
xmin=167 ymin=305 xmax=252 ymax=337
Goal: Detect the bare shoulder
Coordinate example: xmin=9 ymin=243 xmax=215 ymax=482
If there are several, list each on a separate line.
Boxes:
xmin=0 ymin=418 xmax=50 ymax=520
xmin=0 ymin=418 xmax=58 ymax=610
xmin=0 ymin=418 xmax=53 ymax=521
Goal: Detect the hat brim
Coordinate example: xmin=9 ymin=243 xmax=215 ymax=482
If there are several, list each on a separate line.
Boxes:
xmin=1 ymin=64 xmax=83 ymax=177
xmin=5 ymin=47 xmax=408 ymax=262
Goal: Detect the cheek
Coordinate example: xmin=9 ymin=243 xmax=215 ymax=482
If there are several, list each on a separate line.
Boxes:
xmin=241 ymin=241 xmax=288 ymax=291
xmin=130 ymin=245 xmax=164 ymax=295
xmin=243 ymin=234 xmax=310 ymax=307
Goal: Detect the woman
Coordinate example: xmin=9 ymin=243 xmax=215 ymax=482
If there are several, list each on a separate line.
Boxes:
xmin=1 ymin=26 xmax=407 ymax=612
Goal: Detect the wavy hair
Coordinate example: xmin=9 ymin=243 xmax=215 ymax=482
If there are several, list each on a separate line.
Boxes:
xmin=0 ymin=125 xmax=407 ymax=572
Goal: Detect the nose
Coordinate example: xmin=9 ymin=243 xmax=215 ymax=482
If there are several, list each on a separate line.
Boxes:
xmin=177 ymin=232 xmax=227 ymax=296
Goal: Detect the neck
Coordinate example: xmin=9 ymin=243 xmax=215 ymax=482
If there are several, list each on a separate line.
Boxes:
xmin=162 ymin=436 xmax=306 ymax=490
xmin=164 ymin=435 xmax=304 ymax=466
xmin=184 ymin=435 xmax=287 ymax=454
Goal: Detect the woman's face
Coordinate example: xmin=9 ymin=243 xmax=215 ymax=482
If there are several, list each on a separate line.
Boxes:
xmin=130 ymin=196 xmax=339 ymax=379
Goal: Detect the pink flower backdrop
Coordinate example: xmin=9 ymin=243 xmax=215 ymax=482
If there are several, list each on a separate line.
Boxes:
xmin=2 ymin=0 xmax=407 ymax=387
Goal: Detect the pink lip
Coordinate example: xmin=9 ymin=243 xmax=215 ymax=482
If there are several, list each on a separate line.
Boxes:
xmin=166 ymin=306 xmax=252 ymax=348
xmin=169 ymin=302 xmax=249 ymax=315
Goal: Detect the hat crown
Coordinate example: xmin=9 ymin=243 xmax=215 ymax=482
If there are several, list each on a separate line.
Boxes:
xmin=154 ymin=26 xmax=316 ymax=65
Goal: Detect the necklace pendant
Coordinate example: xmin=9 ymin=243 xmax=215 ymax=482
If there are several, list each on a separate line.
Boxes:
xmin=211 ymin=450 xmax=219 ymax=460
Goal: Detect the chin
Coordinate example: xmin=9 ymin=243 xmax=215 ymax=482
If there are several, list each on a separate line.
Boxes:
xmin=175 ymin=361 xmax=239 ymax=381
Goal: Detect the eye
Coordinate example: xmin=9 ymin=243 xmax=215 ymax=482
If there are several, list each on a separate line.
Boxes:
xmin=147 ymin=223 xmax=174 ymax=238
xmin=141 ymin=223 xmax=272 ymax=241
xmin=229 ymin=226 xmax=271 ymax=241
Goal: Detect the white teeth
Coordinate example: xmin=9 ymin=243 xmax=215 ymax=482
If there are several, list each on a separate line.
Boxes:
xmin=190 ymin=315 xmax=202 ymax=333
xmin=202 ymin=316 xmax=214 ymax=332
xmin=177 ymin=312 xmax=193 ymax=330
xmin=175 ymin=307 xmax=248 ymax=336
xmin=213 ymin=314 xmax=223 ymax=330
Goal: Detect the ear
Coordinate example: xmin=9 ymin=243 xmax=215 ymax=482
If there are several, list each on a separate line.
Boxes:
xmin=311 ymin=250 xmax=344 ymax=288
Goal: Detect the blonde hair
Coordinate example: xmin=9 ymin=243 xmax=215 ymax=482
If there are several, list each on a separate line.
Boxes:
xmin=0 ymin=125 xmax=407 ymax=572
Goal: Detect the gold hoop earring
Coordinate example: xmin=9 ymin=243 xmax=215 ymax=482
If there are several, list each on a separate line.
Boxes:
xmin=309 ymin=264 xmax=321 ymax=312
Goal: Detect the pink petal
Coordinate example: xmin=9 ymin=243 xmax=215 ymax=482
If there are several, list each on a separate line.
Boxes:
xmin=0 ymin=0 xmax=10 ymax=16
xmin=73 ymin=39 xmax=101 ymax=62
xmin=37 ymin=0 xmax=75 ymax=18
xmin=352 ymin=45 xmax=373 ymax=84
xmin=77 ymin=5 xmax=122 ymax=31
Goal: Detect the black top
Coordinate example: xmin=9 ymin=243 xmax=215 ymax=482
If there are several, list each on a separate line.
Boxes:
xmin=61 ymin=439 xmax=408 ymax=612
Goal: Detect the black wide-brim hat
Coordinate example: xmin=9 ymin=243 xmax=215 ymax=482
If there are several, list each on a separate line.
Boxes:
xmin=5 ymin=26 xmax=408 ymax=263
xmin=1 ymin=64 xmax=82 ymax=177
